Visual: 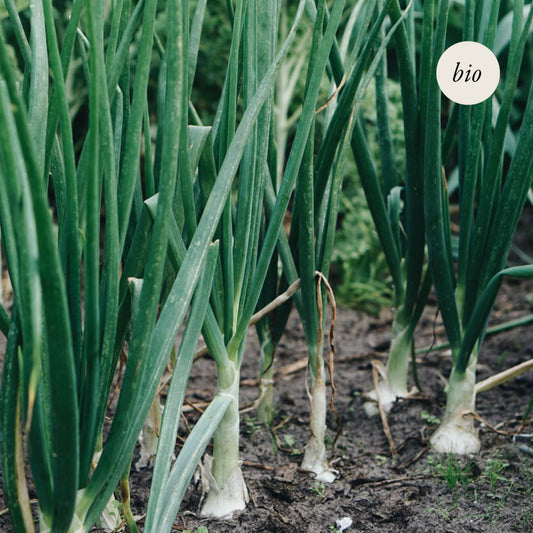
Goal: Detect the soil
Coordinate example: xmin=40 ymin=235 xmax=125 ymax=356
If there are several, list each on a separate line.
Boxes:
xmin=125 ymin=276 xmax=533 ymax=533
xmin=2 ymin=224 xmax=533 ymax=532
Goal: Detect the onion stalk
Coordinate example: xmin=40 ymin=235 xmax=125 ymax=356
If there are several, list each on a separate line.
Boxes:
xmin=423 ymin=0 xmax=533 ymax=454
xmin=347 ymin=0 xmax=433 ymax=415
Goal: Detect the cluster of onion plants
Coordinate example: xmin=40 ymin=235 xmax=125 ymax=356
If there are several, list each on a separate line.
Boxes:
xmin=0 ymin=0 xmax=310 ymax=529
xmin=253 ymin=0 xmax=414 ymax=482
xmin=177 ymin=0 xmax=404 ymax=504
xmin=354 ymin=0 xmax=433 ymax=416
xmin=303 ymin=0 xmax=440 ymax=422
xmin=1 ymin=0 xmax=533 ymax=531
xmin=0 ymin=0 xmax=395 ymax=528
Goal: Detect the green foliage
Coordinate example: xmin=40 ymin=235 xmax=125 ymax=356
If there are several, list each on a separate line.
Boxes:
xmin=426 ymin=497 xmax=454 ymax=521
xmin=1 ymin=0 xmax=532 ymax=530
xmin=427 ymin=451 xmax=511 ymax=494
xmin=427 ymin=454 xmax=473 ymax=491
xmin=0 ymin=0 xmax=305 ymax=529
xmin=310 ymin=481 xmax=327 ymax=499
xmin=485 ymin=451 xmax=510 ymax=491
xmin=190 ymin=0 xmax=231 ymax=122
xmin=0 ymin=0 xmax=28 ymax=19
xmin=333 ymin=80 xmax=402 ymax=315
xmin=421 ymin=410 xmax=441 ymax=425
xmin=333 ymin=167 xmax=392 ymax=314
xmin=283 ymin=433 xmax=296 ymax=447
xmin=244 ymin=415 xmax=261 ymax=438
xmin=357 ymin=77 xmax=405 ymax=178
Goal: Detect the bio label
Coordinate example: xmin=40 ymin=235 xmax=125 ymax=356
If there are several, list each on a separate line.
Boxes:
xmin=437 ymin=41 xmax=500 ymax=105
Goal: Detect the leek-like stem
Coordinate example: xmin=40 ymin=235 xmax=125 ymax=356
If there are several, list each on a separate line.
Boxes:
xmin=364 ymin=311 xmax=412 ymax=416
xmin=430 ymin=350 xmax=480 ymax=454
xmin=64 ymin=451 xmax=124 ymax=531
xmin=40 ymin=487 xmax=121 ymax=533
xmin=201 ymin=361 xmax=248 ymax=518
xmin=136 ymin=394 xmax=162 ymax=470
xmin=257 ymin=337 xmax=275 ymax=424
xmin=301 ymin=359 xmax=336 ymax=483
xmin=39 ymin=507 xmax=83 ymax=533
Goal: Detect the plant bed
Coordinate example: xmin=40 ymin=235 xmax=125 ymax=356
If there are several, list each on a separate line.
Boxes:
xmin=0 ymin=279 xmax=532 ymax=533
xmin=78 ymin=277 xmax=533 ymax=533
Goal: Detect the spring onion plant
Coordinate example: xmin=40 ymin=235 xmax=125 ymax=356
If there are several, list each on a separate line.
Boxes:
xmin=0 ymin=0 xmax=300 ymax=529
xmin=254 ymin=0 xmax=389 ymax=428
xmin=254 ymin=0 xmax=371 ymax=427
xmin=254 ymin=0 xmax=410 ymax=481
xmin=188 ymin=0 xmax=288 ymax=516
xmin=422 ymin=0 xmax=533 ymax=454
xmin=0 ymin=0 xmax=196 ymax=529
xmin=340 ymin=0 xmax=434 ymax=416
xmin=176 ymin=0 xmax=397 ymax=505
xmin=133 ymin=0 xmax=308 ymax=519
xmin=254 ymin=4 xmax=310 ymax=425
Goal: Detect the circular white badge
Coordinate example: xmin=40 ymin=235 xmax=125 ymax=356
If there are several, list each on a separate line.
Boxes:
xmin=436 ymin=41 xmax=500 ymax=105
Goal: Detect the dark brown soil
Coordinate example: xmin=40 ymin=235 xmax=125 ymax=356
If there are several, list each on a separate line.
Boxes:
xmin=125 ymin=277 xmax=533 ymax=533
